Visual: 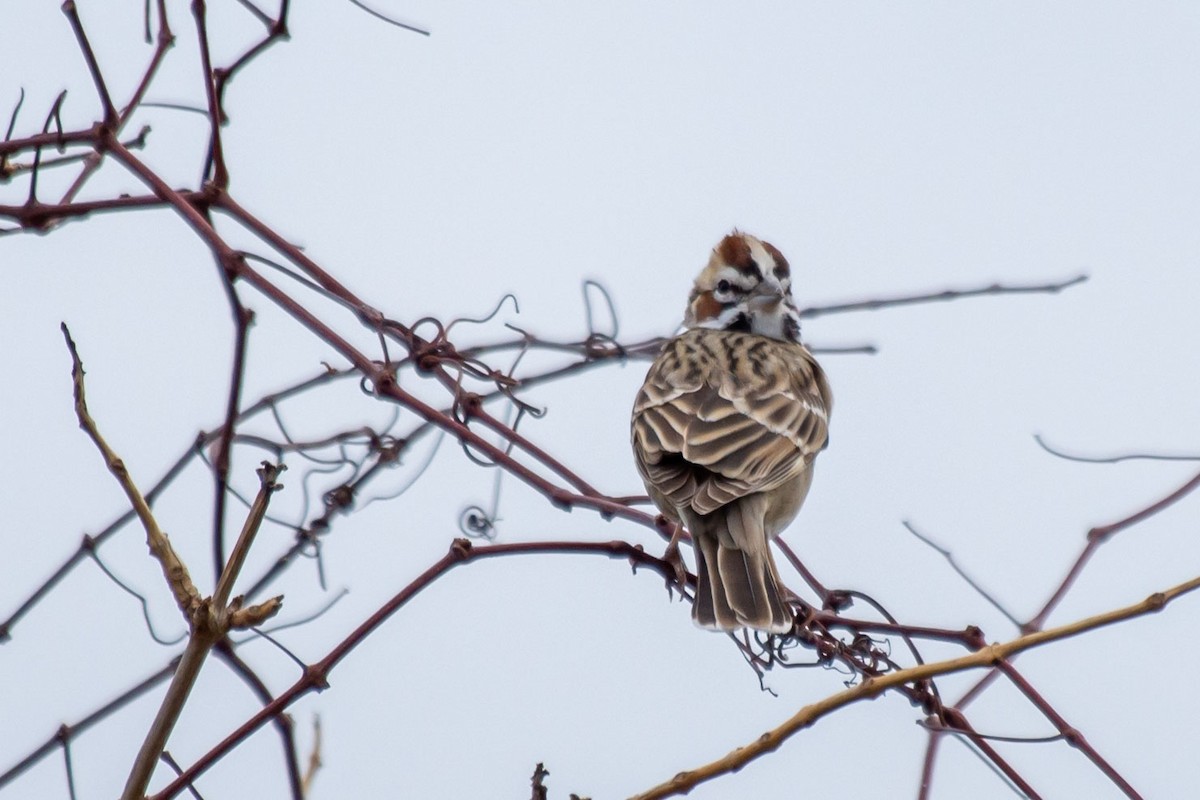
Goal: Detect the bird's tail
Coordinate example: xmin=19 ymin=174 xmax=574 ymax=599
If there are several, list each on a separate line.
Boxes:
xmin=688 ymin=495 xmax=793 ymax=633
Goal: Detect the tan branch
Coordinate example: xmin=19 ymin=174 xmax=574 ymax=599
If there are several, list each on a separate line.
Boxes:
xmin=62 ymin=323 xmax=201 ymax=618
xmin=301 ymin=715 xmax=323 ymax=797
xmin=213 ymin=462 xmax=284 ymax=610
xmin=228 ymin=596 xmax=284 ymax=629
xmin=117 ymin=464 xmax=284 ymax=800
xmin=629 ymin=575 xmax=1200 ymax=800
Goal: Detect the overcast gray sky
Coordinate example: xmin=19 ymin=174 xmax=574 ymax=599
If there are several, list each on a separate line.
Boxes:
xmin=3 ymin=3 xmax=1200 ymax=798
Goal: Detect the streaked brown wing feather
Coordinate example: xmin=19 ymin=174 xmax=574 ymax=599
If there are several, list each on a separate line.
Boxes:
xmin=632 ymin=329 xmax=830 ymax=516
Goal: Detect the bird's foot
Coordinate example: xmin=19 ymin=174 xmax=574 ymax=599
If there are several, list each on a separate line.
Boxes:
xmin=660 ymin=520 xmax=691 ymax=595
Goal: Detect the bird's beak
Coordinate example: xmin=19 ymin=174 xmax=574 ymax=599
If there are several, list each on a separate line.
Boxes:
xmin=747 ymin=283 xmax=785 ymax=310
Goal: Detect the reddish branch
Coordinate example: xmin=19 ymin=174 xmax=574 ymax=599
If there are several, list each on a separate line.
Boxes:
xmin=148 ymin=538 xmax=677 ymax=799
xmin=917 ymin=469 xmax=1200 ymax=798
xmin=0 ymin=3 xmax=1170 ymax=800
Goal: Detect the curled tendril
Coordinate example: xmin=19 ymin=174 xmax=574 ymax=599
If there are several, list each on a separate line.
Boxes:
xmin=503 ymin=321 xmax=534 ymax=341
xmin=358 ymin=363 xmax=400 ymax=397
xmin=375 ymin=328 xmax=392 ymax=366
xmin=458 ymin=505 xmax=497 ymax=539
xmin=445 ymin=293 xmax=520 ymax=337
xmin=3 ymin=89 xmax=25 ymax=163
xmin=453 ymin=399 xmax=521 ymax=537
xmin=87 ymin=550 xmax=187 ymax=646
xmin=844 ymin=633 xmax=889 ymax=673
xmin=373 ymin=433 xmax=406 ymax=466
xmin=502 ymin=387 xmax=545 ymax=421
xmin=582 ymin=280 xmax=619 ymax=340
xmin=459 ymin=353 xmax=520 ymax=388
xmin=358 ymin=372 xmax=376 ymax=396
xmin=409 ymin=316 xmax=447 ymax=344
xmin=242 ymin=251 xmax=330 ymax=301
xmin=139 ymin=100 xmax=210 ymax=116
xmin=344 ymin=0 xmax=431 ymax=35
xmin=458 ymin=437 xmax=500 ymax=468
xmin=583 ymin=332 xmax=626 ymax=361
xmin=47 ymin=90 xmax=67 ymax=150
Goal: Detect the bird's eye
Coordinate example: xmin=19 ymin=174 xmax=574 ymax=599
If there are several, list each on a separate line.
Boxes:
xmin=716 ymin=279 xmax=731 ymax=294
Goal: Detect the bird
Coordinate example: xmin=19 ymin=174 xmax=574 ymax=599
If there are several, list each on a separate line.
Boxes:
xmin=630 ymin=231 xmax=832 ymax=633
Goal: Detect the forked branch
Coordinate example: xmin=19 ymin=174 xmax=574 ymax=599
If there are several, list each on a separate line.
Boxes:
xmin=629 ymin=575 xmax=1199 ymax=800
xmin=63 ymin=322 xmax=285 ymax=800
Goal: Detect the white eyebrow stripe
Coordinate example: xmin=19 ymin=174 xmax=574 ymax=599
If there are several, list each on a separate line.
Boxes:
xmin=716 ymin=265 xmax=755 ymax=289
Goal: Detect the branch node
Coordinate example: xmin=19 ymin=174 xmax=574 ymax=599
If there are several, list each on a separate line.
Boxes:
xmin=963 ymin=625 xmax=986 ymax=650
xmin=256 ymin=460 xmax=286 ymax=492
xmin=823 ymin=590 xmax=852 ymax=613
xmin=305 ymin=665 xmax=331 ymax=692
xmin=229 ymin=595 xmax=284 ymax=629
xmin=530 ymin=762 xmax=549 ymax=800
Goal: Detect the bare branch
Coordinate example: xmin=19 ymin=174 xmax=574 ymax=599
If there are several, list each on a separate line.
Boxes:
xmin=62 ymin=2 xmax=118 ymax=127
xmin=902 ymin=520 xmax=1021 ymax=628
xmin=1027 ymin=467 xmax=1200 ymax=632
xmin=62 ymin=323 xmax=203 ymax=619
xmin=119 ymin=464 xmax=285 ymax=800
xmin=630 ymin=576 xmax=1197 ymax=800
xmin=148 ymin=538 xmax=690 ymax=799
xmin=343 ymin=0 xmax=430 ymax=35
xmin=1034 ymin=433 xmax=1200 ymax=464
xmin=530 ymin=762 xmax=548 ymax=800
xmin=799 ymin=274 xmax=1087 ymax=318
xmin=301 ymin=717 xmax=322 ymax=798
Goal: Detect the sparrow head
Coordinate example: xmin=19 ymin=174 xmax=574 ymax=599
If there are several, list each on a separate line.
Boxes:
xmin=684 ymin=231 xmax=802 ymax=342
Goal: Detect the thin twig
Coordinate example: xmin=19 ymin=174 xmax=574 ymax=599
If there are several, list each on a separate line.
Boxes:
xmin=1034 ymin=433 xmax=1200 ymax=464
xmin=214 ymin=463 xmax=285 ymax=608
xmin=996 ymin=660 xmax=1140 ymax=798
xmin=300 ymin=716 xmax=322 ymax=797
xmin=61 ymin=1 xmax=118 ymax=127
xmin=1026 ymin=467 xmax=1200 ymax=632
xmin=148 ymin=538 xmax=688 ymax=799
xmin=118 ymin=464 xmax=284 ymax=800
xmin=158 ymin=752 xmax=203 ymax=800
xmin=902 ymin=520 xmax=1021 ymax=628
xmin=629 ymin=574 xmax=1198 ymax=800
xmin=62 ymin=323 xmax=203 ymax=619
xmin=344 ymin=0 xmax=430 ymax=35
xmin=210 ymin=286 xmax=254 ymax=579
xmin=191 ymin=0 xmax=229 ymax=185
xmin=799 ymin=275 xmax=1087 ymax=318
xmin=919 ymin=466 xmax=1200 ymax=798
xmin=211 ymin=642 xmax=304 ymax=800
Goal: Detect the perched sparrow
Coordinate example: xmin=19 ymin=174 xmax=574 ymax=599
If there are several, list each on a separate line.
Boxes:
xmin=631 ymin=232 xmax=832 ymax=633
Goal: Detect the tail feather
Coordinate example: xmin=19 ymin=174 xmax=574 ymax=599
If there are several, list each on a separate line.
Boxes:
xmin=686 ymin=498 xmax=793 ymax=633
xmin=693 ymin=529 xmax=737 ymax=630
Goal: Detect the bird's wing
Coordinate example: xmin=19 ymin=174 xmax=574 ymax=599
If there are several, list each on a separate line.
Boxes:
xmin=631 ymin=330 xmax=830 ymax=516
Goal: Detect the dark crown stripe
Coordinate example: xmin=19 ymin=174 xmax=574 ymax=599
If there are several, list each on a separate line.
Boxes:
xmin=716 ymin=234 xmax=762 ymax=280
xmin=759 ymin=241 xmax=789 ymax=279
